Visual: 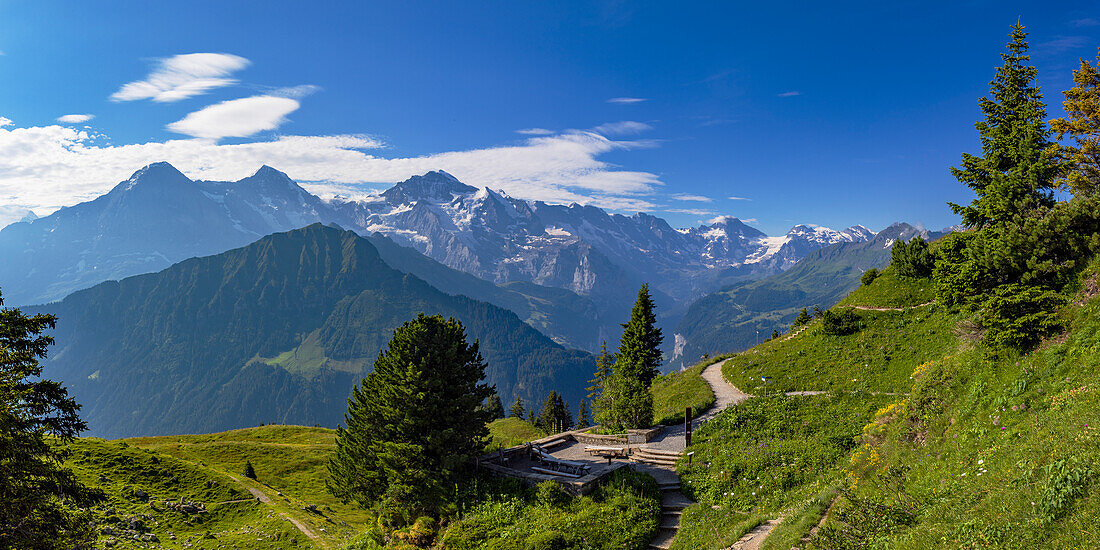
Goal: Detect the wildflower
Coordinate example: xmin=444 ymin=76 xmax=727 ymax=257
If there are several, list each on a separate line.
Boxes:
xmin=977 ymin=459 xmax=984 ymax=465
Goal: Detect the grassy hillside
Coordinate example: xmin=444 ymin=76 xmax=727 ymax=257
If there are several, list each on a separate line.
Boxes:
xmin=722 ymin=271 xmax=954 ymax=395
xmin=61 ymin=431 xmax=353 ymax=549
xmin=485 ymin=417 xmax=544 ymax=449
xmin=810 ymin=259 xmax=1100 ymax=548
xmin=678 ymin=253 xmax=1100 ymax=548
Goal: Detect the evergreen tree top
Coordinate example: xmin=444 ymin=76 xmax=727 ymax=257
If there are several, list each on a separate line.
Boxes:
xmin=948 ymin=23 xmax=1067 ymax=228
xmin=615 ymin=284 xmax=664 ymax=387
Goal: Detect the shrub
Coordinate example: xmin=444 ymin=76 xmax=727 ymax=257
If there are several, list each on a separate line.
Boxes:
xmin=892 ymin=237 xmax=935 ymax=278
xmin=977 ymin=284 xmax=1065 ymax=350
xmin=861 ymin=268 xmax=880 ymax=286
xmin=535 ymin=481 xmax=571 ymax=508
xmin=821 ymin=308 xmax=862 ymax=336
xmin=524 ymin=531 xmax=568 ymax=550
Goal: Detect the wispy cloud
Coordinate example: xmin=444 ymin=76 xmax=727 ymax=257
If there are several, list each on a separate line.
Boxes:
xmin=0 ymin=121 xmax=664 ymax=226
xmin=607 ymin=97 xmax=647 ymax=104
xmin=592 ymin=121 xmax=653 ymax=136
xmin=111 ymin=53 xmax=250 ymax=102
xmin=57 ymin=114 xmax=94 ymax=124
xmin=167 ymin=95 xmax=300 ymax=140
xmin=728 ymin=196 xmax=752 ymax=201
xmin=670 ymin=193 xmax=713 ymax=202
xmin=777 ymin=91 xmax=801 ymax=97
xmin=666 ymin=208 xmax=717 ymax=216
xmin=1034 ymin=36 xmax=1090 ymax=56
xmin=1071 ymin=18 xmax=1099 ymax=27
xmin=516 ymin=128 xmax=555 ymax=135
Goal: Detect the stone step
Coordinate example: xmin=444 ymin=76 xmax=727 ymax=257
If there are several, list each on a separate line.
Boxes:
xmin=660 ymin=516 xmax=680 ymax=529
xmin=658 ymin=483 xmax=681 ymax=491
xmin=662 ymin=502 xmax=689 ymax=511
xmin=662 ymin=510 xmax=683 ymax=517
xmin=639 ymin=448 xmax=684 ymax=458
xmin=632 ymin=456 xmax=679 ymax=466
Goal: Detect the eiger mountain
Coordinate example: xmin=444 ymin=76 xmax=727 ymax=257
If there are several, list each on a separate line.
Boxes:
xmin=0 ymin=163 xmax=339 ymax=307
xmin=669 ymin=222 xmax=937 ymax=369
xmin=32 ymin=224 xmax=595 ymax=438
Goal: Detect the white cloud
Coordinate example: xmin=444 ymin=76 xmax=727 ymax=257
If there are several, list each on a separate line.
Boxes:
xmin=607 ymin=97 xmax=647 ymax=104
xmin=167 ymin=95 xmax=300 ymax=140
xmin=728 ymin=196 xmax=752 ymax=201
xmin=517 ymin=128 xmax=554 ymax=135
xmin=670 ymin=193 xmax=712 ymax=202
xmin=777 ymin=91 xmax=801 ymax=97
xmin=57 ymin=114 xmax=94 ymax=124
xmin=111 ymin=53 xmax=250 ymax=102
xmin=592 ymin=121 xmax=653 ymax=136
xmin=667 ymin=208 xmax=717 ymax=216
xmin=0 ymin=122 xmax=663 ymax=226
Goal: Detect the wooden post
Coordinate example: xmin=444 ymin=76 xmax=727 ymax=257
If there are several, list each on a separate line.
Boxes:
xmin=684 ymin=406 xmax=692 ymax=447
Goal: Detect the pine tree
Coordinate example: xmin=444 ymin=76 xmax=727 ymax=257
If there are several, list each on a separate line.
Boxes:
xmin=0 ymin=289 xmax=104 ymax=549
xmin=510 ymin=397 xmax=525 ymax=419
xmin=615 ymin=284 xmax=664 ymax=387
xmin=586 ymin=341 xmax=614 ymax=402
xmin=480 ymin=390 xmax=505 ymax=420
xmin=576 ymin=399 xmax=591 ymax=428
xmin=244 ymin=460 xmax=257 ymax=480
xmin=537 ymin=391 xmax=572 ymax=433
xmin=1051 ymin=47 xmax=1100 ymax=197
xmin=948 ymin=24 xmax=1066 ymax=228
xmin=792 ymin=307 xmax=812 ymax=327
xmin=327 ymin=314 xmax=493 ymax=515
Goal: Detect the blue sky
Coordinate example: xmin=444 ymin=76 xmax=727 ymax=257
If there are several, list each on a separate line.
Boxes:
xmin=1 ymin=1 xmax=1098 ymax=234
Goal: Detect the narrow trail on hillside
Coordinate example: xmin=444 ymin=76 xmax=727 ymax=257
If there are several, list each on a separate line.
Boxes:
xmin=847 ymin=300 xmax=935 ymax=311
xmin=645 ymin=359 xmax=748 ymax=549
xmin=218 ymin=469 xmax=326 ymax=547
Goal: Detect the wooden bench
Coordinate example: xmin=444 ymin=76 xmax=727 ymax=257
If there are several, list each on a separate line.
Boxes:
xmin=527 ymin=443 xmax=591 ymax=476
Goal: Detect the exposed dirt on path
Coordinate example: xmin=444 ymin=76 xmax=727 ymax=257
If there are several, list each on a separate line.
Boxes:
xmin=221 ymin=471 xmax=327 ymax=547
xmin=728 ymin=518 xmax=782 ymax=550
xmin=847 ymin=301 xmax=935 ymax=312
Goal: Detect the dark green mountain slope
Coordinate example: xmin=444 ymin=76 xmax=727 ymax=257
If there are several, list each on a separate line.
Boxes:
xmin=672 ymin=223 xmax=937 ymax=367
xmin=35 ymin=224 xmax=593 ymax=438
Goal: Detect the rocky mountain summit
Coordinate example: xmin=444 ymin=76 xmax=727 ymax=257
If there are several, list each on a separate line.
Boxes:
xmin=0 ymin=163 xmax=873 ymax=311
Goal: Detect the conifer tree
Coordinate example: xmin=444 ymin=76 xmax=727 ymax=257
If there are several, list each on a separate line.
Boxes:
xmin=510 ymin=397 xmax=525 ymax=419
xmin=948 ymin=24 xmax=1066 ymax=228
xmin=480 ymin=391 xmax=505 ymax=420
xmin=792 ymin=307 xmax=812 ymax=327
xmin=576 ymin=399 xmax=591 ymax=428
xmin=537 ymin=391 xmax=572 ymax=433
xmin=0 ymin=289 xmax=104 ymax=549
xmin=615 ymin=284 xmax=664 ymax=387
xmin=1051 ymin=47 xmax=1100 ymax=197
xmin=327 ymin=314 xmax=492 ymax=515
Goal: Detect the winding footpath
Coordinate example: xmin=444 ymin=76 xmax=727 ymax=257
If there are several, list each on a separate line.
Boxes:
xmin=644 ymin=359 xmax=749 ymax=550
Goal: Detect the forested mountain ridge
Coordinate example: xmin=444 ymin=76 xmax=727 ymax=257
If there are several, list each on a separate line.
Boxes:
xmin=34 ymin=223 xmax=594 ymax=438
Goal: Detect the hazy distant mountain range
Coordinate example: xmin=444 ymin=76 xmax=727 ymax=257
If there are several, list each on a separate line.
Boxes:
xmin=0 ymin=162 xmax=873 ymax=312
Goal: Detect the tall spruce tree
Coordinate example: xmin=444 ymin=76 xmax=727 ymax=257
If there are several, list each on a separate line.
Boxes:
xmin=536 ymin=391 xmax=572 ymax=434
xmin=510 ymin=397 xmax=525 ymax=419
xmin=0 ymin=290 xmax=104 ymax=549
xmin=615 ymin=284 xmax=664 ymax=387
xmin=948 ymin=24 xmax=1065 ymax=228
xmin=586 ymin=341 xmax=614 ymax=422
xmin=327 ymin=314 xmax=492 ymax=517
xmin=480 ymin=391 xmax=505 ymax=420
